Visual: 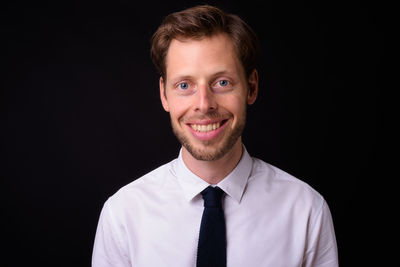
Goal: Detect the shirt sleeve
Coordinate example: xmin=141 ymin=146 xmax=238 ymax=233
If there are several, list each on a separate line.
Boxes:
xmin=303 ymin=199 xmax=339 ymax=267
xmin=92 ymin=199 xmax=131 ymax=267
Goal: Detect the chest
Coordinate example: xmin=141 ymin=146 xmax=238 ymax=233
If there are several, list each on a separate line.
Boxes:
xmin=124 ymin=197 xmax=308 ymax=267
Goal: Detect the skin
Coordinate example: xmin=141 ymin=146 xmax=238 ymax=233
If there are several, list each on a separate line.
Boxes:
xmin=160 ymin=33 xmax=258 ymax=184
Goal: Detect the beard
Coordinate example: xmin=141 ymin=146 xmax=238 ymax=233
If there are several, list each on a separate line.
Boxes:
xmin=170 ymin=110 xmax=246 ymax=161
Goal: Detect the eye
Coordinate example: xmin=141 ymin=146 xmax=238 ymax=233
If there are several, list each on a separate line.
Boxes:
xmin=178 ymin=82 xmax=189 ymax=90
xmin=217 ymin=80 xmax=230 ymax=87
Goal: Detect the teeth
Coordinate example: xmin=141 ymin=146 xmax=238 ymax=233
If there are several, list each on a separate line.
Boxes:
xmin=191 ymin=122 xmax=221 ymax=132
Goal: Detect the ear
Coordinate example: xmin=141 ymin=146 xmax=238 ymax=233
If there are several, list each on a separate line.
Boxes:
xmin=159 ymin=76 xmax=170 ymax=112
xmin=247 ymin=69 xmax=258 ymax=105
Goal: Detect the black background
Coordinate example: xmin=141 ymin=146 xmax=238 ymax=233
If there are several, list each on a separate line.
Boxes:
xmin=3 ymin=0 xmax=394 ymax=266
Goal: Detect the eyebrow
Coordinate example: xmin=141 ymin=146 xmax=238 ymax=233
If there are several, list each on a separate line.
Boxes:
xmin=211 ymin=71 xmax=235 ymax=78
xmin=168 ymin=75 xmax=194 ymax=86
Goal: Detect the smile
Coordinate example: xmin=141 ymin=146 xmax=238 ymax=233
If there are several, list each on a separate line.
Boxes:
xmin=190 ymin=122 xmax=221 ymax=132
xmin=186 ymin=119 xmax=228 ymax=141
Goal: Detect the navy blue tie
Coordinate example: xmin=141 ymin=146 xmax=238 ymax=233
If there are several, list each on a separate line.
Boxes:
xmin=197 ymin=186 xmax=226 ymax=267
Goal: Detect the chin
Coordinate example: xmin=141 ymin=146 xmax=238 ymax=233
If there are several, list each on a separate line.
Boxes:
xmin=180 ymin=132 xmax=242 ymax=161
xmin=184 ymin=145 xmax=228 ymax=161
xmin=171 ymin=114 xmax=246 ymax=161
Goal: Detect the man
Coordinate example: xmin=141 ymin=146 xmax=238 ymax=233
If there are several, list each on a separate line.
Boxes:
xmin=92 ymin=5 xmax=338 ymax=267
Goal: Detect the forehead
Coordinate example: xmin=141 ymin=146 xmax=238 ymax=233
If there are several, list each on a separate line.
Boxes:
xmin=165 ymin=33 xmax=244 ymax=79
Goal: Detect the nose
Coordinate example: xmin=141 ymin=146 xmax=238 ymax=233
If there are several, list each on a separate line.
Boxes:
xmin=194 ymin=84 xmax=217 ymax=113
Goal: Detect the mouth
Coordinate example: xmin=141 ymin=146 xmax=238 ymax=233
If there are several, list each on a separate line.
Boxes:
xmin=188 ymin=120 xmax=227 ymax=133
xmin=185 ymin=119 xmax=228 ymax=141
xmin=189 ymin=121 xmax=218 ymax=132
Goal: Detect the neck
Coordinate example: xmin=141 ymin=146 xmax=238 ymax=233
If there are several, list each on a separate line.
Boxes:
xmin=182 ymin=139 xmax=243 ymax=184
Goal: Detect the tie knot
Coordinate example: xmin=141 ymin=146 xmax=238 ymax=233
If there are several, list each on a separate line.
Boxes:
xmin=201 ymin=186 xmax=224 ymax=208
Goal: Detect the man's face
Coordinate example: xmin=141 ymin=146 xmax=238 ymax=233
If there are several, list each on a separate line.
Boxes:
xmin=160 ymin=33 xmax=258 ymax=161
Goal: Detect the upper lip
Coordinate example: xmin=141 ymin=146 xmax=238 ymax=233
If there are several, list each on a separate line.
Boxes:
xmin=186 ymin=118 xmax=226 ymax=125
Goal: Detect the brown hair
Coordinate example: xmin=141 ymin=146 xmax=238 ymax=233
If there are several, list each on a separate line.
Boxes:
xmin=150 ymin=5 xmax=260 ymax=80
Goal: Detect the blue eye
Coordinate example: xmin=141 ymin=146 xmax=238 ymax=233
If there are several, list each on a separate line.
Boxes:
xmin=178 ymin=82 xmax=189 ymax=90
xmin=218 ymin=80 xmax=229 ymax=87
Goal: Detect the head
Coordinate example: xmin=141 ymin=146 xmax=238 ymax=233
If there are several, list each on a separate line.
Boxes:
xmin=150 ymin=5 xmax=259 ymax=161
xmin=151 ymin=5 xmax=260 ymax=85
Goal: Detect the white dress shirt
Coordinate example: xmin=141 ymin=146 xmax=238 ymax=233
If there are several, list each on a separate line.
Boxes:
xmin=92 ymin=147 xmax=338 ymax=267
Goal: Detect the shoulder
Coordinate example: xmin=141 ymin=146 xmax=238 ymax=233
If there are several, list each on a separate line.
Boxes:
xmin=249 ymin=157 xmax=325 ymax=209
xmin=106 ymin=159 xmax=177 ymax=208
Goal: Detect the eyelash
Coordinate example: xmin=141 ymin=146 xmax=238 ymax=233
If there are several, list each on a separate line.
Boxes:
xmin=215 ymin=80 xmax=230 ymax=87
xmin=175 ymin=79 xmax=232 ymax=91
xmin=178 ymin=82 xmax=189 ymax=90
xmin=177 ymin=82 xmax=191 ymax=90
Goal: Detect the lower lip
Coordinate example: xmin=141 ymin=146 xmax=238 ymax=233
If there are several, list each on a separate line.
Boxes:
xmin=187 ymin=121 xmax=227 ymax=141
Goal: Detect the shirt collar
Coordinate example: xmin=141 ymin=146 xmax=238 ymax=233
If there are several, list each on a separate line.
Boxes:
xmin=173 ymin=146 xmax=253 ymax=204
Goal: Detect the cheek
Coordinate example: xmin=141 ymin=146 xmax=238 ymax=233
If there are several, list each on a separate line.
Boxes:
xmin=220 ymin=95 xmax=247 ymax=117
xmin=168 ymin=99 xmax=189 ymax=120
